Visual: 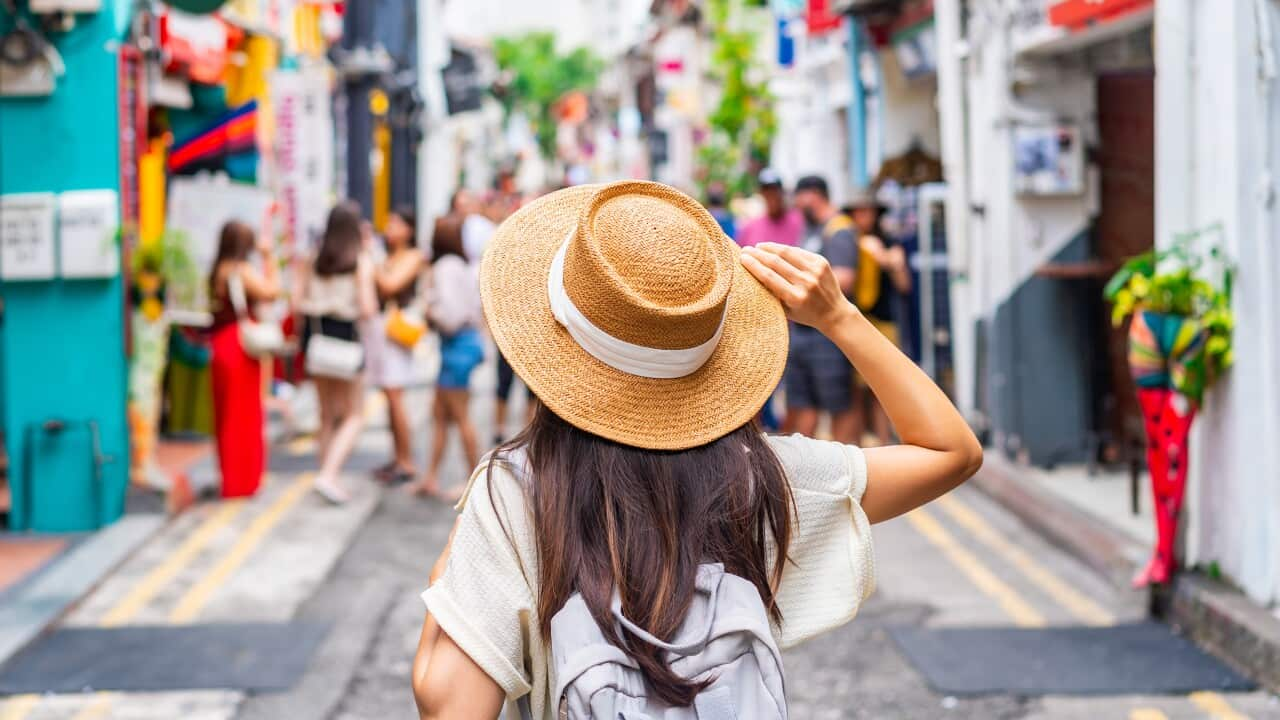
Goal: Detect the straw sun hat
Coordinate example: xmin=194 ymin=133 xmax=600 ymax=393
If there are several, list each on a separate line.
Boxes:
xmin=479 ymin=180 xmax=788 ymax=450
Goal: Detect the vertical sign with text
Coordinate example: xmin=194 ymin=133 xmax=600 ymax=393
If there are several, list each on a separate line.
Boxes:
xmin=272 ymin=66 xmax=335 ymax=252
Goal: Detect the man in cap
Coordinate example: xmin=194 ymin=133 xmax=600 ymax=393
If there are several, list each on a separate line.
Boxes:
xmin=736 ymin=168 xmax=805 ymax=249
xmin=782 ymin=174 xmax=859 ymax=443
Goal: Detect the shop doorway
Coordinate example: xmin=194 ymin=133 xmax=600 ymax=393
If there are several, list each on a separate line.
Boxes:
xmin=1094 ymin=70 xmax=1155 ymax=461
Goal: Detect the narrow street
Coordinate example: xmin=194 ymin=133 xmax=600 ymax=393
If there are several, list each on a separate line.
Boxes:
xmin=1 ymin=354 xmax=1274 ymax=720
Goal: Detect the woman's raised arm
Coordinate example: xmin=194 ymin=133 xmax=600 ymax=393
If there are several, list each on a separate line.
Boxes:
xmin=741 ymin=242 xmax=982 ymax=523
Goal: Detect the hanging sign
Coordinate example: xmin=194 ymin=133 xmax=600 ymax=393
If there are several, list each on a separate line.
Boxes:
xmin=0 ymin=193 xmax=57 ymax=281
xmin=1013 ymin=123 xmax=1085 ymax=196
xmin=442 ymin=48 xmax=482 ymax=115
xmin=160 ymin=8 xmax=231 ymax=84
xmin=272 ymin=67 xmax=334 ymax=250
xmin=1048 ymin=0 xmax=1153 ymax=30
xmin=59 ymin=190 xmax=120 ymax=279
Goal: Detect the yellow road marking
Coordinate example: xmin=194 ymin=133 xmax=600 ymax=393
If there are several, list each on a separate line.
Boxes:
xmin=168 ymin=473 xmax=315 ymax=623
xmin=936 ymin=494 xmax=1115 ymax=626
xmin=70 ymin=693 xmax=115 ymax=720
xmin=100 ymin=500 xmax=246 ymax=627
xmin=906 ymin=508 xmax=1047 ymax=627
xmin=1189 ymin=691 xmax=1250 ymax=720
xmin=1130 ymin=709 xmax=1169 ymax=720
xmin=286 ymin=434 xmax=316 ymax=455
xmin=0 ymin=696 xmax=39 ymax=720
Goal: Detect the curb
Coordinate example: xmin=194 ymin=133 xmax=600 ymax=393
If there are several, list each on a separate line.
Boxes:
xmin=1162 ymin=574 xmax=1280 ymax=693
xmin=971 ymin=452 xmax=1280 ymax=694
xmin=0 ymin=515 xmax=167 ymax=669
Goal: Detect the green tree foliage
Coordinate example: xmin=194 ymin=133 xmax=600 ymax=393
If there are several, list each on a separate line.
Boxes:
xmin=492 ymin=32 xmax=604 ymax=161
xmin=697 ymin=0 xmax=778 ymax=199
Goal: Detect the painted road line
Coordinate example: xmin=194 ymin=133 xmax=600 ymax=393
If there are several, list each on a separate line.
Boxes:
xmin=286 ymin=434 xmax=317 ymax=455
xmin=1189 ymin=691 xmax=1251 ymax=720
xmin=906 ymin=508 xmax=1048 ymax=627
xmin=168 ymin=473 xmax=315 ymax=623
xmin=0 ymin=696 xmax=38 ymax=720
xmin=936 ymin=493 xmax=1116 ymax=626
xmin=100 ymin=501 xmax=246 ymax=627
xmin=1130 ymin=709 xmax=1169 ymax=720
xmin=69 ymin=693 xmax=115 ymax=720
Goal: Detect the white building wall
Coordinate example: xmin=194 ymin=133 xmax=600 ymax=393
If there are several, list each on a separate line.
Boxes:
xmin=876 ymin=49 xmax=941 ymax=160
xmin=1162 ymin=0 xmax=1280 ymax=606
xmin=954 ymin=18 xmax=1097 ymax=323
xmin=770 ymin=31 xmax=852 ymax=199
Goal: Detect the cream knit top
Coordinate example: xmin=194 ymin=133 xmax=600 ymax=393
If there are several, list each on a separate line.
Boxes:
xmin=420 ymin=433 xmax=876 ymax=719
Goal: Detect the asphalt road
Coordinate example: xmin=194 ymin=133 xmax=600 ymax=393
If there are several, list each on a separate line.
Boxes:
xmin=2 ymin=351 xmax=1277 ymax=719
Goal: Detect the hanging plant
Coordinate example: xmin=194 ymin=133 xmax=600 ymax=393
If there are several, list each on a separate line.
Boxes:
xmin=1103 ymin=225 xmax=1235 ymax=392
xmin=129 ymin=228 xmax=199 ymax=322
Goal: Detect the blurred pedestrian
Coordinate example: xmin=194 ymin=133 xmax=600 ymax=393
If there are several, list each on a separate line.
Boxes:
xmin=705 ymin=181 xmax=736 ymax=240
xmin=736 ymin=168 xmax=804 ymax=248
xmin=302 ymin=201 xmax=379 ymax=503
xmin=846 ymin=189 xmax=911 ymax=445
xmin=369 ymin=205 xmax=425 ymax=484
xmin=410 ymin=215 xmax=484 ymax=499
xmin=208 ymin=207 xmax=280 ymax=498
xmin=453 ymin=189 xmax=497 ymax=264
xmin=786 ymin=175 xmax=859 ymax=443
xmin=410 ymin=181 xmax=982 ymax=717
xmin=486 ymin=188 xmax=534 ymax=444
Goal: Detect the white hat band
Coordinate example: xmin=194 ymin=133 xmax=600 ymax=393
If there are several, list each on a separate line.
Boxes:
xmin=547 ymin=231 xmax=726 ymax=379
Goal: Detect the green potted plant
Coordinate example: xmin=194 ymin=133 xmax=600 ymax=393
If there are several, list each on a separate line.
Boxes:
xmin=129 ymin=228 xmax=199 ymax=322
xmin=1103 ymin=225 xmax=1234 ymax=587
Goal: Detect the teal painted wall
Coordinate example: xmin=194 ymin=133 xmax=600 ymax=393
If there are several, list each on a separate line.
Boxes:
xmin=0 ymin=2 xmax=132 ymax=531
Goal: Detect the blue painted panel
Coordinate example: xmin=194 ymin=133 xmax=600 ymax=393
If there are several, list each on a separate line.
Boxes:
xmin=1 ymin=2 xmax=130 ymax=531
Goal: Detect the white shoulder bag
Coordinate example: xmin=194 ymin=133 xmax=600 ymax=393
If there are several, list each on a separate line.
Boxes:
xmin=304 ymin=315 xmax=365 ymax=380
xmin=228 ymin=271 xmax=286 ymax=358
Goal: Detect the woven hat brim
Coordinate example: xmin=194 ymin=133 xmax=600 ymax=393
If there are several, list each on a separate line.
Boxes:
xmin=479 ymin=185 xmax=789 ymax=450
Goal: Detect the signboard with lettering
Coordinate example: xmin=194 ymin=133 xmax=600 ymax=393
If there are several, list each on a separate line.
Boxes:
xmin=272 ymin=67 xmax=334 ymax=250
xmin=59 ymin=190 xmax=120 ymax=278
xmin=1 ymin=193 xmax=57 ymax=281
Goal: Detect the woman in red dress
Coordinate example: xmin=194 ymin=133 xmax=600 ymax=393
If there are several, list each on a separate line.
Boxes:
xmin=208 ymin=211 xmax=280 ymax=498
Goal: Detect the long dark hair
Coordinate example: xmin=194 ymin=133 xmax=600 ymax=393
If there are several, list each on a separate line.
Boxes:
xmin=431 ymin=213 xmax=466 ymax=264
xmin=492 ymin=404 xmax=793 ymax=706
xmin=389 ymin=204 xmax=417 ymax=248
xmin=208 ymin=220 xmax=255 ymax=300
xmin=315 ymin=200 xmax=362 ymax=276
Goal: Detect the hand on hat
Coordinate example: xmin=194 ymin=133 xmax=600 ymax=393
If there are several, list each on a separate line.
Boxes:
xmin=741 ymin=243 xmax=859 ymax=333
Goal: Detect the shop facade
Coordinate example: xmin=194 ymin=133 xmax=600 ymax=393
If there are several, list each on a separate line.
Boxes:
xmin=936 ymin=0 xmax=1280 ymax=604
xmin=0 ymin=0 xmax=341 ymax=532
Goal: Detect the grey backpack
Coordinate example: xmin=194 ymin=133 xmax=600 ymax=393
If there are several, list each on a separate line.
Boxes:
xmin=535 ymin=562 xmax=788 ymax=719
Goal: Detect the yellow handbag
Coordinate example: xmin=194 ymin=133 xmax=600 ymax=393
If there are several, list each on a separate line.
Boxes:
xmin=385 ymin=304 xmax=426 ymax=349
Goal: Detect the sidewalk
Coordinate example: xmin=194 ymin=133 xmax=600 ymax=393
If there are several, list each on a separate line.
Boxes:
xmin=972 ymin=451 xmax=1280 ymax=693
xmin=0 ymin=382 xmax=319 ymax=674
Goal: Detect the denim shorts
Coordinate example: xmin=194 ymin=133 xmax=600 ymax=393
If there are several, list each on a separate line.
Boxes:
xmin=784 ymin=325 xmax=852 ymax=413
xmin=438 ymin=327 xmax=484 ymax=390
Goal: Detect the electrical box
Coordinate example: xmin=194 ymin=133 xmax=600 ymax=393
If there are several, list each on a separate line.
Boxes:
xmin=58 ymin=189 xmax=120 ymax=279
xmin=0 ymin=193 xmax=57 ymax=280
